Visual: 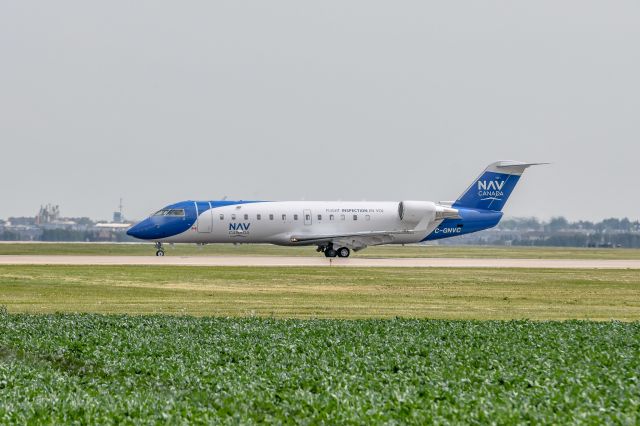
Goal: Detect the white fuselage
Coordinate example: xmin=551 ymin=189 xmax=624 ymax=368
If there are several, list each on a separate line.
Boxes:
xmin=128 ymin=161 xmax=539 ymax=255
xmin=161 ymin=201 xmax=441 ymax=247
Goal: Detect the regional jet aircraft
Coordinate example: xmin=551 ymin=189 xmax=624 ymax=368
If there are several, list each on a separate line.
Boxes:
xmin=127 ymin=161 xmax=544 ymax=257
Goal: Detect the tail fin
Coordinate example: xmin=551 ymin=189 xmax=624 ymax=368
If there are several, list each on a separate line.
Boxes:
xmin=453 ymin=161 xmax=546 ymax=211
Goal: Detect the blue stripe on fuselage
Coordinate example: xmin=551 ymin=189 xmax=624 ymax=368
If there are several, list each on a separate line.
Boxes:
xmin=422 ymin=208 xmax=502 ymax=241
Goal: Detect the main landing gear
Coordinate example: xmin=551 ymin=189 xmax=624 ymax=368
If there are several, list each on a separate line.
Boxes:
xmin=155 ymin=242 xmax=165 ymax=257
xmin=318 ymin=243 xmax=350 ymax=258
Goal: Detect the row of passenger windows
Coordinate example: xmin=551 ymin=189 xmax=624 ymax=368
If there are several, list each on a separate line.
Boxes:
xmin=218 ymin=213 xmax=371 ymax=221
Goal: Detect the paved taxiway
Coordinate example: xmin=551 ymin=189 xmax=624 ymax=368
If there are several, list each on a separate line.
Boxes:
xmin=1 ymin=256 xmax=640 ymax=269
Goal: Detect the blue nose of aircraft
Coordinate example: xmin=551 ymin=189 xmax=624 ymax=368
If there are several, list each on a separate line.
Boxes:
xmin=126 ymin=219 xmax=155 ymax=240
xmin=126 ymin=211 xmax=195 ymax=240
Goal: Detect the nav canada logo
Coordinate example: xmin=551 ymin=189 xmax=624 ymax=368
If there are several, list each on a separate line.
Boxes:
xmin=477 ymin=177 xmax=505 ymax=201
xmin=229 ymin=222 xmax=251 ymax=236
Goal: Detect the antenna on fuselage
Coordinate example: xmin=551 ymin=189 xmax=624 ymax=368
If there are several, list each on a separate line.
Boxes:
xmin=221 ymin=195 xmax=228 ymax=200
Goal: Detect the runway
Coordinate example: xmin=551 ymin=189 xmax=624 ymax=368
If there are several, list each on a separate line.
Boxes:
xmin=1 ymin=255 xmax=640 ymax=269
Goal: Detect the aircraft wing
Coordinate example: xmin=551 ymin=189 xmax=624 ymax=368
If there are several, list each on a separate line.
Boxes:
xmin=289 ymin=229 xmax=417 ymax=250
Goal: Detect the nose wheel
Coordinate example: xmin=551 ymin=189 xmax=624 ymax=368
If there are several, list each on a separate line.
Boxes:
xmin=155 ymin=242 xmax=165 ymax=256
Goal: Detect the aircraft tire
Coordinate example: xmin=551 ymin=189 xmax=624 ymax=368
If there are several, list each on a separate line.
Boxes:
xmin=337 ymin=247 xmax=350 ymax=258
xmin=324 ymin=249 xmax=337 ymax=258
xmin=156 ymin=250 xmax=165 ymax=257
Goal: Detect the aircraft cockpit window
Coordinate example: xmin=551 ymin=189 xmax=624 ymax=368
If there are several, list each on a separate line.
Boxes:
xmin=153 ymin=209 xmax=185 ymax=217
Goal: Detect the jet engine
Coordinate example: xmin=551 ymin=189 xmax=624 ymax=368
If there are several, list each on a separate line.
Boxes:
xmin=398 ymin=201 xmax=460 ymax=227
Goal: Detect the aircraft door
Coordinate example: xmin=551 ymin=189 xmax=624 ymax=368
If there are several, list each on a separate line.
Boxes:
xmin=196 ymin=202 xmax=213 ymax=233
xmin=303 ymin=209 xmax=312 ymax=226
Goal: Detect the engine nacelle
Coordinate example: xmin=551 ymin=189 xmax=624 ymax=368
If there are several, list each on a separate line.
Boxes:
xmin=398 ymin=201 xmax=437 ymax=224
xmin=398 ymin=201 xmax=460 ymax=227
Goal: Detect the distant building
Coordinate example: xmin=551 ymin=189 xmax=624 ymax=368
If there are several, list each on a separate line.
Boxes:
xmin=0 ymin=203 xmax=133 ymax=242
xmin=113 ymin=198 xmax=125 ymax=223
xmin=36 ymin=204 xmax=60 ymax=224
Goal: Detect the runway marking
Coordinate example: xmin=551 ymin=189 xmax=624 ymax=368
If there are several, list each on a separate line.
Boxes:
xmin=1 ymin=255 xmax=640 ymax=269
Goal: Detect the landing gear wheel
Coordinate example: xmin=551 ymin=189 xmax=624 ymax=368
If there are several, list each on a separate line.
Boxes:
xmin=324 ymin=249 xmax=337 ymax=258
xmin=337 ymin=247 xmax=350 ymax=258
xmin=154 ymin=242 xmax=164 ymax=256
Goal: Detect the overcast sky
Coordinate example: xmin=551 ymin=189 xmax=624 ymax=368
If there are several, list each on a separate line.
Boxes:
xmin=1 ymin=1 xmax=638 ymax=221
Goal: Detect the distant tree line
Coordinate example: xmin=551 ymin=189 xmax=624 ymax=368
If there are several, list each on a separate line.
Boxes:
xmin=0 ymin=228 xmax=135 ymax=242
xmin=499 ymin=217 xmax=640 ymax=233
xmin=38 ymin=229 xmax=134 ymax=242
xmin=489 ymin=217 xmax=640 ymax=248
xmin=0 ymin=216 xmax=135 ymax=242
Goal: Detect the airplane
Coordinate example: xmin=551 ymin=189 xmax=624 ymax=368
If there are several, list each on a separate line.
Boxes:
xmin=127 ymin=161 xmax=544 ymax=257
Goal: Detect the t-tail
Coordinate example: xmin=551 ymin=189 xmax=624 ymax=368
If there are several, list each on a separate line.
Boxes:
xmin=452 ymin=161 xmax=547 ymax=212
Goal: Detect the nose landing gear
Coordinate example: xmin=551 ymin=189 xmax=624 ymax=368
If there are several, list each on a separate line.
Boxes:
xmin=155 ymin=242 xmax=165 ymax=256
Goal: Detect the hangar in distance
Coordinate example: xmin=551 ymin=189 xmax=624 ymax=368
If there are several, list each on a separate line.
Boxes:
xmin=127 ymin=161 xmax=545 ymax=257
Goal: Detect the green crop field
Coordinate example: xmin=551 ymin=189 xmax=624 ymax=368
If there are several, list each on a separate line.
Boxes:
xmin=0 ymin=314 xmax=638 ymax=424
xmin=1 ymin=242 xmax=640 ymax=259
xmin=1 ymin=265 xmax=639 ymax=320
xmin=2 ymin=257 xmax=639 ymax=422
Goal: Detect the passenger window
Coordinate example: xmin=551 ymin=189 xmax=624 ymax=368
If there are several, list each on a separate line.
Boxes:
xmin=231 ymin=214 xmax=236 ymax=220
xmin=329 ymin=215 xmax=334 ymax=220
xmin=282 ymin=214 xmax=286 ymax=220
xmin=257 ymin=214 xmax=261 ymax=220
xmin=294 ymin=214 xmax=299 ymax=220
xmin=269 ymin=214 xmax=274 ymax=220
xmin=353 ymin=215 xmax=358 ymax=221
xmin=244 ymin=214 xmax=249 ymax=220
xmin=365 ymin=215 xmax=371 ymax=221
xmin=305 ymin=215 xmax=311 ymax=221
xmin=317 ymin=214 xmax=322 ymax=221
xmin=340 ymin=215 xmax=345 ymax=221
xmin=219 ymin=214 xmax=224 ymax=220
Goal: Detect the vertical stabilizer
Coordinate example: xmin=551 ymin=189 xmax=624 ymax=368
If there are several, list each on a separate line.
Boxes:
xmin=452 ymin=161 xmax=546 ymax=211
